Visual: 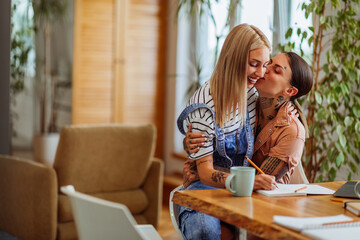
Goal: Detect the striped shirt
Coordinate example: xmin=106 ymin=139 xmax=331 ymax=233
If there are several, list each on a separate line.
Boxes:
xmin=183 ymin=81 xmax=258 ymax=160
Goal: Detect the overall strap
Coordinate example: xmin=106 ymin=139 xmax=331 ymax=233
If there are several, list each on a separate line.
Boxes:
xmin=177 ymin=103 xmax=241 ymax=168
xmin=177 ymin=103 xmax=215 ymax=135
xmin=243 ymin=110 xmax=253 ymax=167
xmin=214 ymin=125 xmax=233 ymax=167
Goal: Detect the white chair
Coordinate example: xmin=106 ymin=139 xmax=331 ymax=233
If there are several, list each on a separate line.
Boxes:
xmin=169 ymin=185 xmax=184 ymax=240
xmin=60 ymin=185 xmax=162 ymax=240
xmin=290 ymin=160 xmax=309 ymax=184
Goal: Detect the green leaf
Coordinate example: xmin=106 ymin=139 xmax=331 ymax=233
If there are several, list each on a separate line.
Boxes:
xmin=336 ymin=152 xmax=344 ymax=167
xmin=336 ymin=125 xmax=344 ymax=135
xmin=331 ymin=0 xmax=340 ymax=8
xmin=327 ymin=148 xmax=334 ymax=159
xmin=317 ymin=107 xmax=327 ymax=120
xmin=320 ymin=16 xmax=326 ymax=24
xmin=314 ymin=126 xmax=321 ymax=137
xmin=323 ymin=64 xmax=329 ymax=74
xmin=329 ymin=167 xmax=337 ymax=181
xmin=308 ymin=36 xmax=314 ymax=47
xmin=353 ymin=108 xmax=360 ymax=117
xmin=315 ymin=92 xmax=322 ymax=104
xmin=317 ymin=174 xmax=323 ymax=183
xmin=340 ymin=82 xmax=349 ymax=95
xmin=322 ymin=158 xmax=330 ymax=171
xmin=344 ymin=116 xmax=353 ymax=126
xmin=349 ymin=70 xmax=356 ymax=80
xmin=285 ymin=28 xmax=293 ymax=39
xmin=349 ymin=161 xmax=358 ymax=173
xmin=339 ymin=134 xmax=347 ymax=148
xmin=302 ymin=31 xmax=308 ymax=39
xmin=355 ymin=122 xmax=360 ymax=132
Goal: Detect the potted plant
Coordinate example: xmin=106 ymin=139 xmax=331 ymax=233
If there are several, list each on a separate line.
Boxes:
xmin=31 ymin=0 xmax=67 ymax=165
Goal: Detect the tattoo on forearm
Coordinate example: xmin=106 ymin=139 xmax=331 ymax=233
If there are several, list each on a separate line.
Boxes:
xmin=196 ymin=159 xmax=212 ymax=166
xmin=211 ymin=172 xmax=226 ymax=183
xmin=261 ymin=156 xmax=289 ymax=181
xmin=189 ymin=161 xmax=197 ymax=173
xmin=214 ymin=165 xmax=230 ymax=173
xmin=275 ymin=164 xmax=289 ymax=181
xmin=259 ymin=97 xmax=274 ymax=109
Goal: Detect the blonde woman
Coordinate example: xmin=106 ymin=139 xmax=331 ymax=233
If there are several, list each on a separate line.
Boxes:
xmin=176 ymin=24 xmax=274 ymax=240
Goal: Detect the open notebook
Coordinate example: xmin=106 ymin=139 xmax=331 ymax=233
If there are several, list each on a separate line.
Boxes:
xmin=273 ymin=214 xmax=360 ymax=240
xmin=257 ymin=184 xmax=335 ymax=197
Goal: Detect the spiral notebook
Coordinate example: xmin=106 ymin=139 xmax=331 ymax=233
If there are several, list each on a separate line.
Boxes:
xmin=273 ymin=214 xmax=360 ymax=240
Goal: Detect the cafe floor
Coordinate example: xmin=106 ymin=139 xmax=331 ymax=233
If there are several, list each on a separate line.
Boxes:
xmin=158 ymin=204 xmax=181 ymax=240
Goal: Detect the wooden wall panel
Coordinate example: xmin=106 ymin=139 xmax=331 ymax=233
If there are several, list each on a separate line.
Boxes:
xmin=114 ymin=0 xmax=167 ymax=157
xmin=119 ymin=1 xmax=161 ymax=123
xmin=72 ymin=0 xmax=114 ymax=124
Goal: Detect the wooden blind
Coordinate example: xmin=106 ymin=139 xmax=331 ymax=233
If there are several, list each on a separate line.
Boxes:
xmin=72 ymin=0 xmax=166 ymax=157
xmin=72 ymin=0 xmax=114 ymax=124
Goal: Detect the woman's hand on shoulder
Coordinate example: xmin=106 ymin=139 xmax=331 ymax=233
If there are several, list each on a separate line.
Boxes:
xmin=183 ymin=123 xmax=207 ymax=154
xmin=288 ymin=102 xmax=299 ymax=118
xmin=253 ymin=174 xmax=277 ymax=191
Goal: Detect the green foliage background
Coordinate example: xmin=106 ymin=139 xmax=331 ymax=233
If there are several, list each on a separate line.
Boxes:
xmin=177 ymin=0 xmax=360 ymax=182
xmin=279 ymin=0 xmax=360 ymax=182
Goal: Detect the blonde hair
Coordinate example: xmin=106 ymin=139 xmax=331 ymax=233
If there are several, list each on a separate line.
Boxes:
xmin=210 ymin=24 xmax=271 ymax=127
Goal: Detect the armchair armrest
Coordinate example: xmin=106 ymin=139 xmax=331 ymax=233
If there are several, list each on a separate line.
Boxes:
xmin=142 ymin=157 xmax=164 ymax=229
xmin=0 ymin=155 xmax=58 ymax=240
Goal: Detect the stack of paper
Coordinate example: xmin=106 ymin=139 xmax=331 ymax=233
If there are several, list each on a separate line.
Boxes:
xmin=273 ymin=214 xmax=360 ymax=240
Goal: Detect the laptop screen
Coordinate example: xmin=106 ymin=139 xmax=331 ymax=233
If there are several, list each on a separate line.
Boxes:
xmin=333 ymin=181 xmax=360 ymax=199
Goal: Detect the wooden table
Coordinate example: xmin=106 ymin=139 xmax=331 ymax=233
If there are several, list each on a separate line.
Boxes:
xmin=172 ymin=181 xmax=360 ymax=239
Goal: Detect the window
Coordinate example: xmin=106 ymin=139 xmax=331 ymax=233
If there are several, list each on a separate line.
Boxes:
xmin=239 ymin=0 xmax=273 ymax=46
xmin=173 ymin=0 xmax=235 ymax=153
xmin=287 ymin=0 xmax=313 ymax=60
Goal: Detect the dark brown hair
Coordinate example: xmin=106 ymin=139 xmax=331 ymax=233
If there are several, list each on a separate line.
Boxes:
xmin=284 ymin=52 xmax=313 ymax=100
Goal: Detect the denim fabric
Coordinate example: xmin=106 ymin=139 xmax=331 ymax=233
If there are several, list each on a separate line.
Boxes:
xmin=178 ymin=181 xmax=221 ymax=240
xmin=177 ymin=103 xmax=255 ymax=239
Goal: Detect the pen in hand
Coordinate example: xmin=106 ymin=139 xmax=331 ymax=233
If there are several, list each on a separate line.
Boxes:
xmin=245 ymin=156 xmax=278 ymax=189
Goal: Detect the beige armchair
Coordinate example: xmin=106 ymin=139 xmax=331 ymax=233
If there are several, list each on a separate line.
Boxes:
xmin=0 ymin=124 xmax=164 ymax=240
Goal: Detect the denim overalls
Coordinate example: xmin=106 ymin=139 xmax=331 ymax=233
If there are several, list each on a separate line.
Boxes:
xmin=176 ymin=103 xmax=254 ymax=240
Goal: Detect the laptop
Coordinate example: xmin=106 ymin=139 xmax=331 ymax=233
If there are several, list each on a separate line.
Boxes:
xmin=333 ymin=181 xmax=360 ymax=198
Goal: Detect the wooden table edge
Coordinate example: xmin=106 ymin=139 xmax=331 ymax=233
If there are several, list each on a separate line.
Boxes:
xmin=172 ymin=182 xmax=348 ymax=240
